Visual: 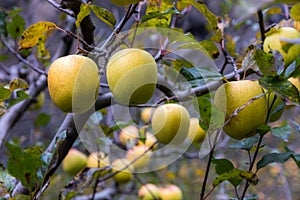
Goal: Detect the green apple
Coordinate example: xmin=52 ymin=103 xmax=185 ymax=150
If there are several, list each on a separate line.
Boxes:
xmin=214 ymin=80 xmax=268 ymax=140
xmin=151 ymin=103 xmax=190 ymax=144
xmin=158 ymin=184 xmax=183 ymax=200
xmin=111 ymin=158 xmax=134 ymax=183
xmin=62 ymin=148 xmax=87 ymax=176
xmin=138 ymin=183 xmax=160 ymax=200
xmin=263 ymin=27 xmax=300 ymax=67
xmin=187 ymin=118 xmax=206 ymax=144
xmin=106 ymin=48 xmax=158 ymax=105
xmin=48 ymin=55 xmax=99 ymax=113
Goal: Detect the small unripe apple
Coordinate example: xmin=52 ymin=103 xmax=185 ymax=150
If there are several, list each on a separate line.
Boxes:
xmin=187 ymin=118 xmax=206 ymax=144
xmin=138 ymin=183 xmax=160 ymax=200
xmin=158 ymin=184 xmax=183 ymax=200
xmin=48 ymin=55 xmax=99 ymax=113
xmin=110 ymin=0 xmax=143 ymax=6
xmin=151 ymin=103 xmax=190 ymax=144
xmin=87 ymin=152 xmax=110 ymax=168
xmin=126 ymin=144 xmax=150 ymax=169
xmin=214 ymin=80 xmax=268 ymax=140
xmin=263 ymin=27 xmax=300 ymax=66
xmin=141 ymin=107 xmax=155 ymax=123
xmin=119 ymin=125 xmax=139 ymax=148
xmin=111 ymin=158 xmax=134 ymax=183
xmin=106 ymin=48 xmax=158 ymax=105
xmin=62 ymin=148 xmax=87 ymax=176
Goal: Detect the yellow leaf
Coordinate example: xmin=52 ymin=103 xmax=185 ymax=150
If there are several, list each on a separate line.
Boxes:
xmin=19 ymin=21 xmax=57 ymax=50
xmin=9 ymin=78 xmax=29 ymax=91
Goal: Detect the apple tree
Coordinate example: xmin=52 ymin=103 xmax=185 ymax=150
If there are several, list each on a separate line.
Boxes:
xmin=0 ymin=0 xmax=300 ymax=199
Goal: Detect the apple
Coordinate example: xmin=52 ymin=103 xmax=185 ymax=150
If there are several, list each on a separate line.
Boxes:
xmin=126 ymin=144 xmax=150 ymax=169
xmin=288 ymin=77 xmax=300 ymax=92
xmin=158 ymin=184 xmax=183 ymax=200
xmin=263 ymin=27 xmax=300 ymax=66
xmin=214 ymin=80 xmax=268 ymax=140
xmin=62 ymin=148 xmax=87 ymax=176
xmin=110 ymin=0 xmax=143 ymax=6
xmin=187 ymin=118 xmax=206 ymax=144
xmin=138 ymin=183 xmax=160 ymax=200
xmin=111 ymin=158 xmax=134 ymax=183
xmin=151 ymin=103 xmax=190 ymax=144
xmin=119 ymin=125 xmax=139 ymax=148
xmin=141 ymin=107 xmax=155 ymax=123
xmin=106 ymin=48 xmax=158 ymax=105
xmin=48 ymin=55 xmax=99 ymax=113
xmin=86 ymin=152 xmax=110 ymax=168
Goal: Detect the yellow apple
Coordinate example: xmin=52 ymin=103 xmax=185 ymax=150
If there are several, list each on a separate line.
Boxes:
xmin=110 ymin=0 xmax=143 ymax=6
xmin=126 ymin=144 xmax=150 ymax=169
xmin=111 ymin=158 xmax=134 ymax=183
xmin=119 ymin=125 xmax=139 ymax=148
xmin=288 ymin=77 xmax=300 ymax=92
xmin=187 ymin=118 xmax=206 ymax=144
xmin=141 ymin=107 xmax=155 ymax=123
xmin=214 ymin=80 xmax=268 ymax=140
xmin=62 ymin=148 xmax=87 ymax=176
xmin=158 ymin=184 xmax=183 ymax=200
xmin=263 ymin=27 xmax=300 ymax=66
xmin=106 ymin=48 xmax=157 ymax=105
xmin=138 ymin=183 xmax=161 ymax=200
xmin=48 ymin=55 xmax=99 ymax=113
xmin=151 ymin=103 xmax=190 ymax=144
xmin=87 ymin=152 xmax=110 ymax=168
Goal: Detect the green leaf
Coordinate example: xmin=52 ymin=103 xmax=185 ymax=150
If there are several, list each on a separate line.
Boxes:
xmin=0 ymin=10 xmax=7 ymax=35
xmin=171 ymin=59 xmax=194 ymax=71
xmin=259 ymin=76 xmax=300 ymax=104
xmin=257 ymin=152 xmax=293 ymax=170
xmin=225 ymin=35 xmax=238 ymax=57
xmin=5 ymin=9 xmax=25 ymax=39
xmin=0 ymin=85 xmax=11 ymax=101
xmin=187 ymin=0 xmax=218 ymax=31
xmin=34 ymin=112 xmax=51 ymax=127
xmin=76 ymin=3 xmax=90 ymax=28
xmin=229 ymin=135 xmax=259 ymax=151
xmin=19 ymin=21 xmax=57 ymax=50
xmin=141 ymin=7 xmax=180 ymax=23
xmin=9 ymin=78 xmax=29 ymax=91
xmin=290 ymin=3 xmax=300 ymax=21
xmin=266 ymin=7 xmax=282 ymax=15
xmin=213 ymin=168 xmax=258 ymax=187
xmin=8 ymin=90 xmax=30 ymax=107
xmin=271 ymin=123 xmax=291 ymax=141
xmin=90 ymin=5 xmax=116 ymax=28
xmin=5 ymin=142 xmax=43 ymax=190
xmin=199 ymin=40 xmax=219 ymax=59
xmin=0 ymin=165 xmax=17 ymax=193
xmin=254 ymin=49 xmax=277 ymax=76
xmin=212 ymin=158 xmax=234 ymax=174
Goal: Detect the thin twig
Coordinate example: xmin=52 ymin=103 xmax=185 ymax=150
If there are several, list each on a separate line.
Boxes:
xmin=47 ymin=0 xmax=75 ymax=17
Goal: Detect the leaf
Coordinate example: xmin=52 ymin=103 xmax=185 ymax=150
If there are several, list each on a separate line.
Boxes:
xmin=0 ymin=165 xmax=17 ymax=193
xmin=34 ymin=112 xmax=51 ymax=127
xmin=212 ymin=158 xmax=234 ymax=175
xmin=19 ymin=21 xmax=57 ymax=50
xmin=90 ymin=5 xmax=116 ymax=28
xmin=213 ymin=168 xmax=258 ymax=187
xmin=171 ymin=59 xmax=194 ymax=71
xmin=76 ymin=3 xmax=90 ymax=28
xmin=187 ymin=0 xmax=218 ymax=31
xmin=229 ymin=135 xmax=259 ymax=151
xmin=141 ymin=7 xmax=180 ymax=23
xmin=8 ymin=90 xmax=30 ymax=107
xmin=5 ymin=142 xmax=43 ymax=190
xmin=9 ymin=78 xmax=29 ymax=91
xmin=37 ymin=34 xmax=50 ymax=60
xmin=271 ymin=123 xmax=291 ymax=141
xmin=199 ymin=40 xmax=219 ymax=59
xmin=257 ymin=152 xmax=293 ymax=170
xmin=0 ymin=85 xmax=11 ymax=101
xmin=290 ymin=3 xmax=300 ymax=21
xmin=254 ymin=49 xmax=277 ymax=76
xmin=266 ymin=7 xmax=282 ymax=15
xmin=259 ymin=76 xmax=300 ymax=104
xmin=5 ymin=9 xmax=25 ymax=39
xmin=225 ymin=35 xmax=238 ymax=57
